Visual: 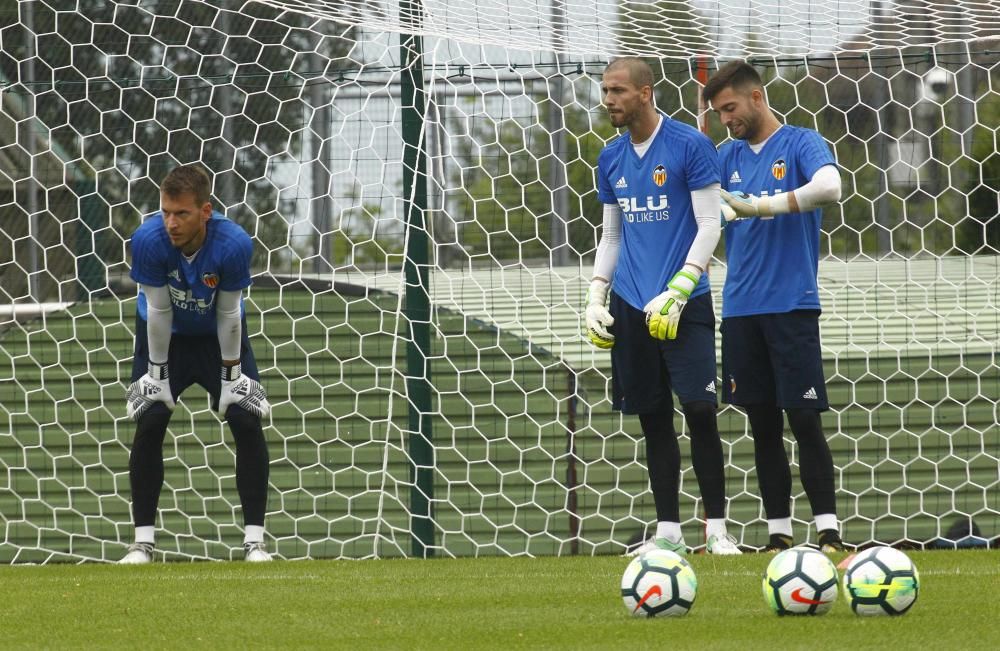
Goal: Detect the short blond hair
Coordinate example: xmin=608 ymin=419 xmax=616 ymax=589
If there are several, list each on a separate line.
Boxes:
xmin=160 ymin=165 xmax=211 ymax=206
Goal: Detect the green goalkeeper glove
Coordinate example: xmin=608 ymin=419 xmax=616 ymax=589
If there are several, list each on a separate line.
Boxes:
xmin=584 ymin=279 xmax=615 ymax=349
xmin=721 ymin=189 xmax=790 ymax=218
xmin=643 ymin=264 xmax=701 ymax=340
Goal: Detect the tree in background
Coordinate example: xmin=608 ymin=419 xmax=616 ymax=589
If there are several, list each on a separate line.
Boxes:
xmin=441 ymin=72 xmax=616 ymax=268
xmin=0 ymin=0 xmax=362 ymax=298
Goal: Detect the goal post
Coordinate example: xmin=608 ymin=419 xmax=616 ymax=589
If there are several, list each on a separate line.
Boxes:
xmin=0 ymin=1 xmax=997 ymax=562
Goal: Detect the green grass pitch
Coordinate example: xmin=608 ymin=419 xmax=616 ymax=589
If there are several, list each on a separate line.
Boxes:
xmin=0 ymin=550 xmax=995 ymax=649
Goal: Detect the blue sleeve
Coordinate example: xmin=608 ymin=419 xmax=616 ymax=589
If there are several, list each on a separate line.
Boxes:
xmin=718 ymin=144 xmax=733 ymax=191
xmin=595 ymin=149 xmax=616 ymax=204
xmin=686 ymin=131 xmax=720 ymax=190
xmin=129 ymin=220 xmax=169 ymax=287
xmin=218 ymin=228 xmax=253 ymax=292
xmin=797 ymin=129 xmax=836 ymax=180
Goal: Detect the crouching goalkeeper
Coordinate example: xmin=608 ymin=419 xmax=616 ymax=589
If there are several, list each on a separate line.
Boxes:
xmin=120 ymin=164 xmax=272 ymax=564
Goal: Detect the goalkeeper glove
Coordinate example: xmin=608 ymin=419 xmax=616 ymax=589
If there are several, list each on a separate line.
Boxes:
xmin=720 ymin=189 xmax=791 ymax=218
xmin=643 ymin=264 xmax=701 ymax=340
xmin=584 ymin=279 xmax=615 ymax=350
xmin=219 ymin=363 xmax=271 ymax=419
xmin=720 ymin=197 xmax=738 ymax=224
xmin=126 ymin=361 xmax=175 ymax=421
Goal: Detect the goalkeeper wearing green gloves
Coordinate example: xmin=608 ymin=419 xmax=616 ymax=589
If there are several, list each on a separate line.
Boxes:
xmin=586 ymin=57 xmax=741 ymax=556
xmin=704 ymin=61 xmax=845 ymax=553
xmin=120 ymin=165 xmax=272 ymax=564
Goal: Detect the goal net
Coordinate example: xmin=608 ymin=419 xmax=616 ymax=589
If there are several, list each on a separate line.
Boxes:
xmin=0 ymin=0 xmax=997 ymax=562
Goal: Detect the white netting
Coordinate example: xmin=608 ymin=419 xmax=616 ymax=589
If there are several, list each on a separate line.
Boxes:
xmin=0 ymin=1 xmax=996 ymax=562
xmin=254 ymin=0 xmax=1000 ymax=57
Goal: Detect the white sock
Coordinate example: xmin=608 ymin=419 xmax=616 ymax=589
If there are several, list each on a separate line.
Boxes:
xmin=655 ymin=521 xmax=683 ymax=542
xmin=134 ymin=526 xmax=155 ymax=545
xmin=244 ymin=525 xmax=265 ymax=545
xmin=767 ymin=518 xmax=793 ymax=537
xmin=706 ymin=518 xmax=728 ymax=539
xmin=814 ymin=513 xmax=839 ymax=533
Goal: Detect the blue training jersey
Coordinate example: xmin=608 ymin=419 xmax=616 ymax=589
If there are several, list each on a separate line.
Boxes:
xmin=596 ymin=113 xmax=720 ymax=310
xmin=130 ymin=211 xmax=253 ymax=336
xmin=719 ymin=125 xmax=836 ymax=318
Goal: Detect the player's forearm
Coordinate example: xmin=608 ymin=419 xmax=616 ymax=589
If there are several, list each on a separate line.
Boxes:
xmin=686 ymin=184 xmax=722 ymax=272
xmin=216 ymin=290 xmax=243 ymax=364
xmin=769 ymin=165 xmax=842 ymax=215
xmin=723 ymin=165 xmax=841 ymax=218
xmin=591 ymin=203 xmax=621 ymax=283
xmin=788 ymin=165 xmax=841 ymax=213
xmin=142 ymin=284 xmax=173 ymax=363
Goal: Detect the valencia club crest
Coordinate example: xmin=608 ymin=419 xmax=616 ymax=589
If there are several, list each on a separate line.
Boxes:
xmin=652 ymin=165 xmax=667 ymax=187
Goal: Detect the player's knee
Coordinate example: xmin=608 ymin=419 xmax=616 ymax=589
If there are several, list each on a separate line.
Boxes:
xmin=638 ymin=408 xmax=675 ymax=438
xmin=133 ymin=409 xmax=170 ymax=447
xmin=681 ymin=400 xmax=716 ymax=429
xmin=785 ymin=408 xmax=824 ymax=440
xmin=137 ymin=402 xmax=171 ymax=422
xmin=226 ymin=407 xmax=264 ymax=440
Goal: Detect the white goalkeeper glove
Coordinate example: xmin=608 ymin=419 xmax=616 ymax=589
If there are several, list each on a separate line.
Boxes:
xmin=721 ymin=189 xmax=791 ymax=218
xmin=219 ymin=363 xmax=271 ymax=419
xmin=720 ymin=198 xmax=739 ymax=224
xmin=643 ymin=264 xmax=701 ymax=340
xmin=126 ymin=361 xmax=175 ymax=421
xmin=584 ymin=279 xmax=615 ymax=350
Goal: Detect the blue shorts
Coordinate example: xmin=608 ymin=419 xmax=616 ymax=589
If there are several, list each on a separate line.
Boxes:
xmin=720 ymin=310 xmax=829 ymax=410
xmin=610 ymin=291 xmax=719 ymax=414
xmin=131 ymin=314 xmax=262 ymax=414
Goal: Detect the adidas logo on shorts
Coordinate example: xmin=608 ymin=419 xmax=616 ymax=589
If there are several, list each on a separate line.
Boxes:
xmin=705 ymin=381 xmax=717 ymax=394
xmin=802 ymin=386 xmax=818 ymax=400
xmin=615 ymin=176 xmax=628 ymax=189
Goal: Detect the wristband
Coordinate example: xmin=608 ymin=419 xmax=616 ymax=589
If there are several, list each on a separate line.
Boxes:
xmin=148 ymin=361 xmax=168 ymax=380
xmin=221 ymin=363 xmax=242 ymax=382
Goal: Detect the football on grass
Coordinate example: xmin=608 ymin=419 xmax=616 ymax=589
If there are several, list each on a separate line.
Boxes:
xmin=621 ymin=549 xmax=697 ymax=617
xmin=762 ymin=547 xmax=839 ymax=615
xmin=842 ymin=546 xmax=919 ymax=616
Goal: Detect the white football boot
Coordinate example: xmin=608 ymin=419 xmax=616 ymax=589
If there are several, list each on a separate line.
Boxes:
xmin=706 ymin=533 xmax=743 ymax=555
xmin=625 ymin=536 xmax=687 ymax=557
xmin=244 ymin=541 xmax=272 ymax=562
xmin=118 ymin=542 xmax=154 ymax=564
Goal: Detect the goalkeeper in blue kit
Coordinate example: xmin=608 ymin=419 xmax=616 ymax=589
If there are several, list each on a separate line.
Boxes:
xmin=704 ymin=61 xmax=845 ymax=553
xmin=585 ymin=57 xmax=740 ymax=556
xmin=119 ymin=165 xmax=272 ymax=563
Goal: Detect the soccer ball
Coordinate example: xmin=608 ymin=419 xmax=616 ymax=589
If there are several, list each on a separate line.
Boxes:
xmin=762 ymin=547 xmax=839 ymax=615
xmin=621 ymin=549 xmax=697 ymax=617
xmin=842 ymin=546 xmax=919 ymax=616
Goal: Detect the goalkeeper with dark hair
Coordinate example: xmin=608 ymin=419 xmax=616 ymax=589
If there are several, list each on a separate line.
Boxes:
xmin=586 ymin=57 xmax=741 ymax=556
xmin=703 ymin=60 xmax=845 ymax=553
xmin=119 ymin=164 xmax=272 ymax=563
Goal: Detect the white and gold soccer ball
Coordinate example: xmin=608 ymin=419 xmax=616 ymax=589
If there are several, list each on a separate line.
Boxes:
xmin=842 ymin=546 xmax=919 ymax=616
xmin=620 ymin=549 xmax=697 ymax=617
xmin=762 ymin=547 xmax=839 ymax=615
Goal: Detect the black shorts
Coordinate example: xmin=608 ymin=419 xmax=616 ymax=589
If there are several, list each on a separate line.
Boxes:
xmin=610 ymin=291 xmax=719 ymax=414
xmin=720 ymin=310 xmax=829 ymax=410
xmin=131 ymin=314 xmax=262 ymax=414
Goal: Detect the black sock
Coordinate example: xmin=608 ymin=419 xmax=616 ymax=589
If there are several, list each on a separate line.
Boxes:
xmin=682 ymin=400 xmax=726 ymax=520
xmin=129 ymin=409 xmax=172 ymax=527
xmin=786 ymin=408 xmax=838 ymax=517
xmin=227 ymin=408 xmax=271 ymax=527
xmin=745 ymin=403 xmax=792 ymax=520
xmin=638 ymin=408 xmax=680 ymax=523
